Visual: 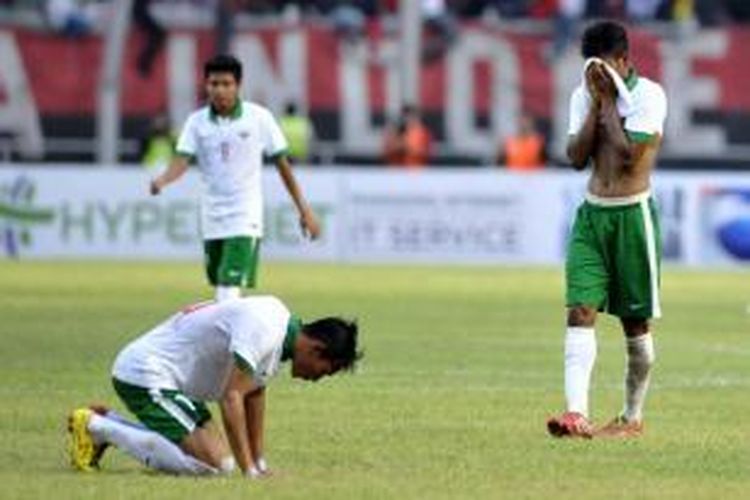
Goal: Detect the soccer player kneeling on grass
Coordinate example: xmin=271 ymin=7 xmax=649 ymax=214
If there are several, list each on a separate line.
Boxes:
xmin=67 ymin=296 xmax=361 ymax=477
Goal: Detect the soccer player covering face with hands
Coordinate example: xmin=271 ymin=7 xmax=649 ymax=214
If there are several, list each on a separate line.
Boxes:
xmin=67 ymin=297 xmax=361 ymax=477
xmin=547 ymin=21 xmax=667 ymax=439
xmin=150 ymin=55 xmax=321 ymax=302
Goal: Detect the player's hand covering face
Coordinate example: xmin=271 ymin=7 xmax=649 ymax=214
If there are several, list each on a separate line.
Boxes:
xmin=206 ymin=73 xmax=239 ymax=113
xmin=586 ymin=63 xmax=617 ymax=103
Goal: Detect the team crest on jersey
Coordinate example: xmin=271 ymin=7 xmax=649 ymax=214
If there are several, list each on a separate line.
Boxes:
xmin=238 ymin=130 xmax=251 ymax=140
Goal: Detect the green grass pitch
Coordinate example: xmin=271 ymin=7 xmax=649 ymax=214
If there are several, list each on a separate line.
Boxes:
xmin=1 ymin=261 xmax=749 ymax=499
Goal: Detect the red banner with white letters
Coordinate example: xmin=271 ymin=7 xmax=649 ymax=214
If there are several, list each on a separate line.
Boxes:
xmin=0 ymin=24 xmax=748 ymax=159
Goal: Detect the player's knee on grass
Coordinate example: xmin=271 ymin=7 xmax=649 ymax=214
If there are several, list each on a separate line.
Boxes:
xmin=621 ymin=317 xmax=650 ymax=337
xmin=567 ymin=306 xmax=597 ymax=327
xmin=180 ymin=427 xmax=231 ymax=471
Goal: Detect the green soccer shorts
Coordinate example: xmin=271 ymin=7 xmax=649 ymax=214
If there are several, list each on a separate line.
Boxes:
xmin=113 ymin=378 xmax=212 ymax=444
xmin=203 ymin=236 xmax=261 ymax=288
xmin=565 ymin=195 xmax=662 ymax=319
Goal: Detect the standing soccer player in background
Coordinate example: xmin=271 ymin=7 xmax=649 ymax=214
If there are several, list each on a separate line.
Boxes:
xmin=547 ymin=21 xmax=667 ymax=438
xmin=150 ymin=55 xmax=321 ymax=301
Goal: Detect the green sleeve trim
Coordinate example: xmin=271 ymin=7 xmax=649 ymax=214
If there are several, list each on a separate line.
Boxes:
xmin=233 ymin=352 xmax=255 ymax=376
xmin=266 ymin=148 xmax=289 ymax=161
xmin=175 ymin=151 xmax=196 ymax=165
xmin=282 ymin=315 xmax=302 ymax=362
xmin=626 ymin=130 xmax=656 ymax=144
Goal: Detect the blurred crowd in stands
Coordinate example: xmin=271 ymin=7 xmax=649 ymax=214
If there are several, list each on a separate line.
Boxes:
xmin=2 ymin=1 xmax=750 ymax=32
xmin=9 ymin=0 xmax=746 ymax=72
xmin=206 ymin=0 xmax=750 ymax=26
xmin=2 ymin=0 xmax=748 ymax=167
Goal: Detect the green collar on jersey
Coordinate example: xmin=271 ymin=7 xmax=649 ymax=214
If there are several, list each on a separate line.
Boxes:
xmin=624 ymin=68 xmax=639 ymax=92
xmin=209 ymin=99 xmax=243 ymax=122
xmin=282 ymin=315 xmax=302 ymax=361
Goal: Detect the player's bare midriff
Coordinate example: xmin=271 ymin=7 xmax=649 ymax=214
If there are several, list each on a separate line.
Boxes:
xmin=587 ymin=136 xmax=661 ymax=198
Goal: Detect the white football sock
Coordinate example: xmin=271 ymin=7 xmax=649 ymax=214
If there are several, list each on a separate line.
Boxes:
xmin=564 ymin=327 xmax=597 ymax=418
xmin=102 ymin=409 xmax=146 ymax=430
xmin=88 ymin=414 xmax=217 ymax=475
xmin=215 ymin=286 xmax=241 ymax=302
xmin=622 ymin=333 xmax=655 ymax=422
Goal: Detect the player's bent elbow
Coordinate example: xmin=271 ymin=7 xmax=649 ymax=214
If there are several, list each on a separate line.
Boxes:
xmin=570 ymin=158 xmax=588 ymax=171
xmin=566 ymin=144 xmax=588 ymax=170
xmin=567 ymin=153 xmax=588 ymax=170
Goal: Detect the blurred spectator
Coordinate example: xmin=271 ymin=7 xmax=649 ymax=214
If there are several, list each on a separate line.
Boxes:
xmin=215 ymin=0 xmax=237 ymax=56
xmin=725 ymin=0 xmax=750 ymax=22
xmin=496 ymin=113 xmax=546 ymax=171
xmin=316 ymin=0 xmax=374 ymax=43
xmin=626 ymin=0 xmax=663 ymax=21
xmin=672 ymin=0 xmax=695 ymax=21
xmin=315 ymin=0 xmax=379 ymax=17
xmin=669 ymin=0 xmax=696 ymax=39
xmin=216 ymin=0 xmax=273 ymax=55
xmin=423 ymin=0 xmax=449 ymax=22
xmin=528 ymin=0 xmax=559 ymax=19
xmin=694 ymin=0 xmax=725 ymax=26
xmin=422 ymin=0 xmax=458 ymax=61
xmin=240 ymin=0 xmax=278 ymax=13
xmin=383 ymin=105 xmax=432 ymax=169
xmin=46 ymin=0 xmax=94 ymax=37
xmin=279 ymin=102 xmax=315 ymax=163
xmin=139 ymin=114 xmax=176 ymax=171
xmin=133 ymin=0 xmax=165 ymax=77
xmin=586 ymin=0 xmax=625 ymax=18
xmin=380 ymin=0 xmax=398 ymax=14
xmin=549 ymin=0 xmax=586 ymax=61
xmin=492 ymin=0 xmax=531 ymax=18
xmin=331 ymin=4 xmax=366 ymax=42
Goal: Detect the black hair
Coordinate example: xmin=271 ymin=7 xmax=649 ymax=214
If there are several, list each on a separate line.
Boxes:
xmin=303 ymin=317 xmax=362 ymax=372
xmin=581 ymin=21 xmax=629 ymax=59
xmin=204 ymin=54 xmax=243 ymax=82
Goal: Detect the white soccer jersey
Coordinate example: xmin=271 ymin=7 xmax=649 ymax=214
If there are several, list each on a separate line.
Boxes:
xmin=568 ymin=71 xmax=667 ymax=141
xmin=176 ymin=101 xmax=289 ymax=240
xmin=112 ymin=296 xmax=293 ymax=401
